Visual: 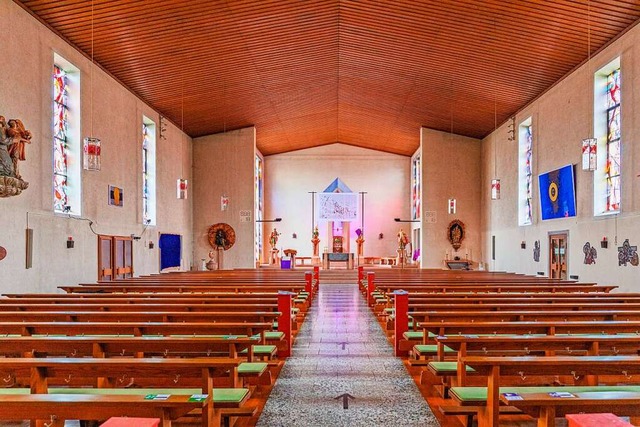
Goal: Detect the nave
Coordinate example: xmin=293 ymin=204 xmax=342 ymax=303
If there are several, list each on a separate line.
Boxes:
xmin=257 ymin=282 xmax=436 ymax=426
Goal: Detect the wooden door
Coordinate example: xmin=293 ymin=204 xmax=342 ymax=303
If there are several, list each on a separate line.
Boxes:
xmin=549 ymin=233 xmax=568 ymax=279
xmin=97 ymin=235 xmax=113 ymax=281
xmin=98 ymin=235 xmax=133 ymax=281
xmin=113 ymin=236 xmax=133 ymax=279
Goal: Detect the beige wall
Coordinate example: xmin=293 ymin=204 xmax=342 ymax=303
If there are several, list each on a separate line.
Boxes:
xmin=192 ymin=127 xmax=257 ymax=269
xmin=0 ymin=2 xmax=193 ymax=292
xmin=264 ymin=144 xmax=410 ymax=260
xmin=481 ymin=22 xmax=640 ymax=292
xmin=420 ymin=128 xmax=482 ymax=268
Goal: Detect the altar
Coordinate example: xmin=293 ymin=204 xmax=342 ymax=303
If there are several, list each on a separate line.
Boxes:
xmin=322 ymin=252 xmax=354 ymax=270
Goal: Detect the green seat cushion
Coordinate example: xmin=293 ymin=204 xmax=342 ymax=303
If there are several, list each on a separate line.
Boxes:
xmin=240 ymin=345 xmax=277 ymax=355
xmin=0 ymin=388 xmax=29 ymax=395
xmin=403 ymin=331 xmax=435 ymax=339
xmin=298 ymin=291 xmax=310 ymax=296
xmin=450 ymin=385 xmax=640 ymax=403
xmin=384 ymin=308 xmax=394 ymax=314
xmin=293 ymin=298 xmax=306 ymax=303
xmin=265 ymin=331 xmax=285 ymax=340
xmin=403 ymin=331 xmax=423 ymax=340
xmin=428 ymin=361 xmax=475 ymax=373
xmin=50 ymin=387 xmax=249 ymax=403
xmin=414 ymin=344 xmax=455 ymax=354
xmin=238 ymin=362 xmax=268 ymax=375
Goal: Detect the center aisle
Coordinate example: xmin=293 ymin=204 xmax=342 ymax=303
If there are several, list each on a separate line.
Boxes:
xmin=256 ymin=282 xmax=438 ymax=426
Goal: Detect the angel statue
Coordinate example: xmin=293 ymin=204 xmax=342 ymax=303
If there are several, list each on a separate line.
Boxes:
xmin=0 ymin=116 xmax=31 ymax=198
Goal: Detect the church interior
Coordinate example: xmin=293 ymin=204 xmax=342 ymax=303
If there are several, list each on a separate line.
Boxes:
xmin=2 ymin=1 xmax=640 ymax=426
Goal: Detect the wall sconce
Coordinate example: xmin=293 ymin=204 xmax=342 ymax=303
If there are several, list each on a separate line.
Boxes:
xmin=448 ymin=198 xmax=456 ymax=214
xmin=177 ymin=179 xmax=188 ymax=199
xmin=292 ymin=233 xmax=297 ymax=239
xmin=582 ymin=138 xmax=597 ymax=171
xmin=83 ymin=137 xmax=101 ymax=171
xmin=601 ymin=237 xmax=608 ymax=249
xmin=256 ymin=218 xmax=282 ymax=223
xmin=520 ymin=241 xmax=526 ymax=249
xmin=66 ymin=236 xmax=74 ymax=249
xmin=491 ymin=179 xmax=501 ymax=200
xmin=378 ymin=233 xmax=384 ymax=239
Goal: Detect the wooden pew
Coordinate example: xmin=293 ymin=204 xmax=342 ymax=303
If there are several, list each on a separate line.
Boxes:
xmin=0 ymin=310 xmax=281 ymax=324
xmin=0 ymin=335 xmax=260 ymax=360
xmin=425 ymin=334 xmax=640 ymax=397
xmin=499 ymin=390 xmax=640 ymax=427
xmin=458 ymin=355 xmax=640 ymax=427
xmin=0 ymin=321 xmax=273 ymax=340
xmin=60 ymin=284 xmax=307 ymax=294
xmin=0 ymin=394 xmax=207 ymax=427
xmin=0 ymin=357 xmax=248 ymax=427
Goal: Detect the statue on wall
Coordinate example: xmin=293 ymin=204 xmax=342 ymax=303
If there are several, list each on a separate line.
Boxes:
xmin=447 ymin=220 xmax=465 ymax=251
xmin=0 ymin=116 xmax=31 ymax=197
xmin=533 ymin=240 xmax=541 ymax=262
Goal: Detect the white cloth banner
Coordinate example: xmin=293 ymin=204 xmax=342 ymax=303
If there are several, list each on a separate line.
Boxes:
xmin=318 ymin=193 xmax=358 ymax=221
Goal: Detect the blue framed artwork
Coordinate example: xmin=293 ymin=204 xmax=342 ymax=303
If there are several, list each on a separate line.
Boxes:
xmin=538 ymin=164 xmax=576 ymax=220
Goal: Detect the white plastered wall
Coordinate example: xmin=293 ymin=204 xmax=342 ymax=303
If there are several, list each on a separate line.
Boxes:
xmin=481 ymin=22 xmax=640 ymax=292
xmin=0 ymin=1 xmax=193 ymax=292
xmin=264 ymin=143 xmax=410 ymax=260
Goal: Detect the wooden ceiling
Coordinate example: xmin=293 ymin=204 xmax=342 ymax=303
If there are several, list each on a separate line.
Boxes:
xmin=16 ymin=0 xmax=640 ymax=156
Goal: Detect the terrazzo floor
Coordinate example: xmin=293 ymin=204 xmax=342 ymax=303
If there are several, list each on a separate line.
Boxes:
xmin=256 ymin=282 xmax=439 ymax=427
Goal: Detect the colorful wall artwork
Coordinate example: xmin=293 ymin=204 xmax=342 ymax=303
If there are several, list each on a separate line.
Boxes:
xmin=108 ymin=185 xmax=123 ymax=207
xmin=583 ymin=242 xmax=597 ymax=265
xmin=538 ymin=164 xmax=576 ymax=220
xmin=618 ymin=239 xmax=639 ymax=267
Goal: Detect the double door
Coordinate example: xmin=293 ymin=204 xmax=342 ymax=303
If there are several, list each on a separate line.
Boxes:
xmin=549 ymin=233 xmax=567 ymax=279
xmin=98 ymin=235 xmax=133 ymax=281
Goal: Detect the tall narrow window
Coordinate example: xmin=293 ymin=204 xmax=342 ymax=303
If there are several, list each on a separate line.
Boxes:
xmin=605 ymin=68 xmax=621 ymax=212
xmin=53 ymin=65 xmax=69 ymax=213
xmin=518 ymin=118 xmax=533 ymax=225
xmin=255 ymin=154 xmax=264 ymax=265
xmin=593 ymin=58 xmax=621 ymax=216
xmin=53 ymin=56 xmax=81 ymax=215
xmin=411 ymin=154 xmax=421 ymax=220
xmin=142 ymin=117 xmax=156 ymax=225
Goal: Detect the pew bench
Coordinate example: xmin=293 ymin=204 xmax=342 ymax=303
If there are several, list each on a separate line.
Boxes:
xmin=0 ymin=393 xmax=207 ymax=427
xmin=456 ymin=355 xmax=640 ymax=427
xmin=0 ymin=357 xmax=254 ymax=426
xmin=499 ymin=390 xmax=640 ymax=427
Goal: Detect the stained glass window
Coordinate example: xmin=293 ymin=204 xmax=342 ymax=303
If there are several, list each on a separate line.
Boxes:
xmin=605 ymin=68 xmax=620 ymax=212
xmin=142 ymin=123 xmax=151 ymax=223
xmin=141 ymin=119 xmax=156 ymax=225
xmin=523 ymin=124 xmax=533 ymax=224
xmin=255 ymin=155 xmax=264 ymax=265
xmin=412 ymin=155 xmax=421 ymax=220
xmin=518 ymin=119 xmax=533 ymax=226
xmin=53 ymin=65 xmax=69 ymax=213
